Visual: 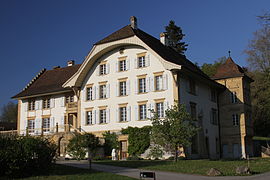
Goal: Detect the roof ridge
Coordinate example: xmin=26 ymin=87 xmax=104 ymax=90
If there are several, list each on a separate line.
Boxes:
xmin=22 ymin=68 xmax=46 ymax=91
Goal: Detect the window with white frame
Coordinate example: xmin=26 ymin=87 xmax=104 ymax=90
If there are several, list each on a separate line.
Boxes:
xmin=65 ymin=94 xmax=74 ymax=104
xmin=99 ymin=84 xmax=107 ymax=99
xmin=99 ymin=64 xmax=106 ymax=75
xmin=119 ymin=60 xmax=127 ymax=71
xmin=119 ymin=81 xmax=127 ymax=96
xmin=232 ymin=114 xmax=239 ymax=126
xmin=138 ymin=56 xmax=146 ymax=68
xmin=119 ymin=107 xmax=127 ymax=122
xmin=42 ymin=97 xmax=50 ymax=109
xmin=28 ymin=119 xmax=35 ymax=133
xmin=86 ymin=111 xmax=93 ymax=125
xmin=86 ymin=87 xmax=93 ymax=101
xmin=100 ymin=109 xmax=106 ymax=124
xmin=43 ymin=117 xmax=50 ymax=132
xmin=139 ymin=104 xmax=147 ymax=120
xmin=211 ymin=108 xmax=218 ymax=125
xmin=28 ymin=99 xmax=35 ymax=111
xmin=231 ymin=92 xmax=237 ymax=103
xmin=156 ymin=102 xmax=164 ymax=118
xmin=138 ymin=78 xmax=146 ymax=93
xmin=155 ymin=75 xmax=163 ymax=91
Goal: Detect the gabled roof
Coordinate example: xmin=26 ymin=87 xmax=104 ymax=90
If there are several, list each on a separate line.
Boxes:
xmin=212 ymin=57 xmax=250 ymax=80
xmin=13 ymin=64 xmax=81 ymax=99
xmin=96 ymin=25 xmax=209 ymax=79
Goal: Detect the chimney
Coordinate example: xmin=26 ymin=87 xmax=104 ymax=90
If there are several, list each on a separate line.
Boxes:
xmin=130 ymin=16 xmax=137 ymax=29
xmin=67 ymin=60 xmax=75 ymax=66
xmin=160 ymin=32 xmax=168 ymax=46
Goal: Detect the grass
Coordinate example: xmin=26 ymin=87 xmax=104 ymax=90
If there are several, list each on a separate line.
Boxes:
xmin=3 ymin=164 xmax=136 ymax=180
xmin=94 ymin=158 xmax=270 ymax=176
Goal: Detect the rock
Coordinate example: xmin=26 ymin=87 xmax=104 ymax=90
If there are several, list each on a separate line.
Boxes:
xmin=207 ymin=168 xmax=222 ymax=176
xmin=235 ymin=166 xmax=250 ymax=175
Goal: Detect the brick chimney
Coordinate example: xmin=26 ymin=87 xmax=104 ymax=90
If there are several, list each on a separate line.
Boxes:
xmin=67 ymin=60 xmax=75 ymax=66
xmin=130 ymin=16 xmax=137 ymax=29
xmin=160 ymin=32 xmax=168 ymax=46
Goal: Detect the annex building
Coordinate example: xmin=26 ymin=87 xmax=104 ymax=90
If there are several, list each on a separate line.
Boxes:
xmin=13 ymin=17 xmax=253 ymax=159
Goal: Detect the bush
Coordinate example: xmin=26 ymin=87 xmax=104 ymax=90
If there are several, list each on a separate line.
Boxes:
xmin=0 ymin=135 xmax=57 ymax=178
xmin=103 ymin=131 xmax=119 ymax=156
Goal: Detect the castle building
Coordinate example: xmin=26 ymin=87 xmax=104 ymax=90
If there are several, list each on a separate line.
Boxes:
xmin=12 ymin=17 xmax=253 ymax=159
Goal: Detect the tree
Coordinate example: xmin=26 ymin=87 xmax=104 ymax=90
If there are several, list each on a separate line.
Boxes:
xmin=165 ymin=20 xmax=188 ymax=55
xmin=0 ymin=102 xmax=18 ymax=122
xmin=67 ymin=133 xmax=99 ymax=169
xmin=151 ymin=103 xmax=198 ymax=162
xmin=102 ymin=131 xmax=119 ymax=156
xmin=200 ymin=57 xmax=226 ymax=77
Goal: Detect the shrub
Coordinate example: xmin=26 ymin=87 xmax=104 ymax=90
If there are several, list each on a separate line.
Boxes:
xmin=0 ymin=135 xmax=57 ymax=178
xmin=103 ymin=131 xmax=119 ymax=156
xmin=147 ymin=144 xmax=164 ymax=160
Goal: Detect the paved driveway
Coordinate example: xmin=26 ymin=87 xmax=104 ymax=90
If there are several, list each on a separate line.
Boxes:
xmin=57 ymin=160 xmax=270 ymax=180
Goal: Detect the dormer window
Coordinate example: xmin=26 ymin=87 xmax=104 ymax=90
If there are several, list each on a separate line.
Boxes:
xmin=100 ymin=64 xmax=106 ymax=75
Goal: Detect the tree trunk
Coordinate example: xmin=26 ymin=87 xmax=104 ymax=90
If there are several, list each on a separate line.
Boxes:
xmin=174 ymin=146 xmax=178 ymax=162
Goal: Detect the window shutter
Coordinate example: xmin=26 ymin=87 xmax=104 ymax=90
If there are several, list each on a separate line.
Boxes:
xmin=50 ymin=98 xmax=55 ymax=108
xmin=127 ymin=80 xmax=130 ymax=95
xmin=82 ymin=88 xmax=86 ymax=101
xmin=50 ymin=117 xmax=55 ymax=132
xmin=127 ymin=59 xmax=130 ymax=70
xmin=106 ymin=63 xmax=110 ymax=74
xmin=61 ymin=97 xmax=65 ymax=107
xmin=106 ymin=109 xmax=110 ymax=123
xmin=116 ymin=61 xmax=119 ymax=72
xmin=82 ymin=111 xmax=85 ymax=125
xmin=106 ymin=84 xmax=110 ymax=98
xmin=150 ymin=103 xmax=155 ymax=118
xmin=93 ymin=86 xmax=96 ymax=100
xmin=146 ymin=55 xmax=150 ymax=67
xmin=96 ymin=110 xmax=100 ymax=124
xmin=24 ymin=102 xmax=28 ymax=112
xmin=127 ymin=106 xmax=131 ymax=121
xmin=96 ymin=65 xmax=100 ymax=76
xmin=94 ymin=110 xmax=97 ymax=124
xmin=115 ymin=108 xmax=119 ymax=122
xmin=134 ymin=105 xmax=138 ymax=121
xmin=150 ymin=77 xmax=154 ymax=92
xmin=61 ymin=116 xmax=65 ymax=125
xmin=25 ymin=119 xmax=28 ymax=131
xmin=135 ymin=79 xmax=138 ymax=94
xmin=163 ymin=74 xmax=168 ymax=90
xmin=134 ymin=58 xmax=138 ymax=69
xmin=35 ymin=101 xmax=39 ymax=110
xmin=35 ymin=118 xmax=39 ymax=134
xmin=116 ymin=82 xmax=119 ymax=97
xmin=96 ymin=86 xmax=100 ymax=99
xmin=164 ymin=101 xmax=169 ymax=113
xmin=146 ymin=77 xmax=150 ymax=92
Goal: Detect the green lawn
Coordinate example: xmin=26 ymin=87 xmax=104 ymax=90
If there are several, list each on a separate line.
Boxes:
xmin=10 ymin=164 xmax=136 ymax=180
xmin=94 ymin=158 xmax=270 ymax=176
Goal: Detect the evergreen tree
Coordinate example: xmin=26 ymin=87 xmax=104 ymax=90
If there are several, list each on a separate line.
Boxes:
xmin=165 ymin=20 xmax=188 ymax=55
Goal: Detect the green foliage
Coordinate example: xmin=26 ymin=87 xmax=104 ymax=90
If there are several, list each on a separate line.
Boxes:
xmin=121 ymin=126 xmax=151 ymax=157
xmin=67 ymin=133 xmax=99 ymax=160
xmin=165 ymin=20 xmax=188 ymax=55
xmin=151 ymin=103 xmax=198 ymax=161
xmin=0 ymin=135 xmax=56 ymax=178
xmin=103 ymin=131 xmax=119 ymax=156
xmin=0 ymin=101 xmax=17 ymax=122
xmin=147 ymin=144 xmax=164 ymax=160
xmin=200 ymin=57 xmax=226 ymax=77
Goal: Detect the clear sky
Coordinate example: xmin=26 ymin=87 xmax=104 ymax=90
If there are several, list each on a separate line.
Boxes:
xmin=0 ymin=0 xmax=269 ymax=108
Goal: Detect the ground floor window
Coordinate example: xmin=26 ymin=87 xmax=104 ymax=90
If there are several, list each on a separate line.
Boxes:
xmin=28 ymin=119 xmax=35 ymax=133
xmin=100 ymin=109 xmax=106 ymax=124
xmin=86 ymin=111 xmax=93 ymax=125
xmin=156 ymin=102 xmax=164 ymax=118
xmin=43 ymin=118 xmax=50 ymax=132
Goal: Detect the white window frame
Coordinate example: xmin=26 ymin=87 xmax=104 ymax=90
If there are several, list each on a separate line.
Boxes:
xmin=155 ymin=75 xmax=163 ymax=91
xmin=138 ymin=56 xmax=146 ymax=68
xmin=99 ymin=84 xmax=107 ymax=99
xmin=138 ymin=78 xmax=146 ymax=93
xmin=43 ymin=117 xmax=50 ymax=132
xmin=86 ymin=87 xmax=93 ymax=101
xmin=100 ymin=109 xmax=106 ymax=124
xmin=156 ymin=102 xmax=164 ymax=118
xmin=119 ymin=107 xmax=127 ymax=122
xmin=139 ymin=104 xmax=147 ymax=120
xmin=99 ymin=64 xmax=106 ymax=75
xmin=119 ymin=81 xmax=127 ymax=96
xmin=43 ymin=97 xmax=50 ymax=109
xmin=231 ymin=92 xmax=237 ymax=103
xmin=28 ymin=99 xmax=35 ymax=111
xmin=119 ymin=60 xmax=127 ymax=72
xmin=28 ymin=119 xmax=35 ymax=133
xmin=86 ymin=111 xmax=93 ymax=125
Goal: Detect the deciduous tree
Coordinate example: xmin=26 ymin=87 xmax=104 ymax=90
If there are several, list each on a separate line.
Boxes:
xmin=0 ymin=102 xmax=17 ymax=123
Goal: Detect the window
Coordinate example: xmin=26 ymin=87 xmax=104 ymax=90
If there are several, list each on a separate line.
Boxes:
xmin=28 ymin=99 xmax=35 ymax=111
xmin=99 ymin=64 xmax=106 ymax=75
xmin=86 ymin=87 xmax=93 ymax=101
xmin=43 ymin=97 xmax=50 ymax=109
xmin=100 ymin=109 xmax=106 ymax=124
xmin=99 ymin=84 xmax=107 ymax=99
xmin=119 ymin=81 xmax=127 ymax=96
xmin=28 ymin=119 xmax=35 ymax=133
xmin=211 ymin=89 xmax=217 ymax=102
xmin=119 ymin=60 xmax=127 ymax=71
xmin=86 ymin=111 xmax=93 ymax=125
xmin=138 ymin=56 xmax=146 ymax=68
xmin=156 ymin=102 xmax=164 ymax=118
xmin=231 ymin=92 xmax=237 ymax=103
xmin=232 ymin=114 xmax=239 ymax=126
xmin=43 ymin=118 xmax=50 ymax=132
xmin=119 ymin=107 xmax=127 ymax=122
xmin=138 ymin=78 xmax=146 ymax=93
xmin=189 ymin=79 xmax=196 ymax=95
xmin=139 ymin=104 xmax=147 ymax=120
xmin=211 ymin=108 xmax=218 ymax=125
xmin=190 ymin=102 xmax=197 ymax=120
xmin=65 ymin=94 xmax=74 ymax=103
xmin=155 ymin=75 xmax=163 ymax=91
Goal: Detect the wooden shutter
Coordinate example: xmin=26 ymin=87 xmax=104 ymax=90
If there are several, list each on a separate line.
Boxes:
xmin=106 ymin=109 xmax=110 ymax=123
xmin=50 ymin=98 xmax=55 ymax=108
xmin=127 ymin=106 xmax=131 ymax=121
xmin=127 ymin=80 xmax=130 ymax=95
xmin=116 ymin=61 xmax=119 ymax=72
xmin=50 ymin=117 xmax=55 ymax=132
xmin=146 ymin=54 xmax=150 ymax=66
xmin=134 ymin=105 xmax=138 ymax=121
xmin=134 ymin=58 xmax=138 ymax=69
xmin=115 ymin=108 xmax=119 ymax=122
xmin=106 ymin=84 xmax=110 ymax=98
xmin=163 ymin=74 xmax=168 ymax=90
xmin=106 ymin=63 xmax=110 ymax=74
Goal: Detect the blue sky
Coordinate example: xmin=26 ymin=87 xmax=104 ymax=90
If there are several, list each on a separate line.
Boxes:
xmin=0 ymin=0 xmax=269 ymax=108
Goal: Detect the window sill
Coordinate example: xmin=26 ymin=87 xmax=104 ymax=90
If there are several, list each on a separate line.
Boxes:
xmin=42 ymin=108 xmax=51 ymax=110
xmin=154 ymin=90 xmax=165 ymax=92
xmin=118 ymin=121 xmax=128 ymax=123
xmin=138 ymin=92 xmax=148 ymax=95
xmin=119 ymin=95 xmax=128 ymax=97
xmin=136 ymin=66 xmax=148 ymax=69
xmin=118 ymin=70 xmax=128 ymax=72
xmin=99 ymin=98 xmax=108 ymax=100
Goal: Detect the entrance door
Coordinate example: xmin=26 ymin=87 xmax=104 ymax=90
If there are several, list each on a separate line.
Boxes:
xmin=120 ymin=141 xmax=128 ymax=160
xmin=68 ymin=115 xmax=74 ymax=126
